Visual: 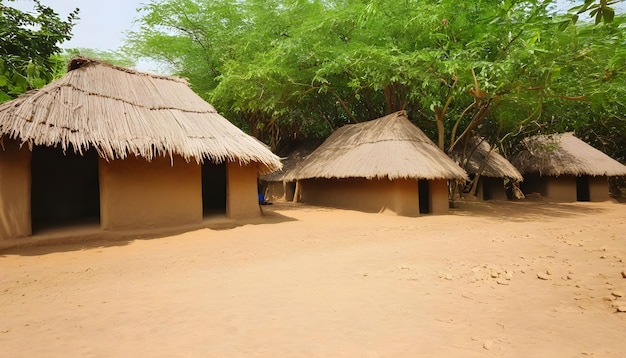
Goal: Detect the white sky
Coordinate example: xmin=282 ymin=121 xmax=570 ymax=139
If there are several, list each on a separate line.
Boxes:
xmin=10 ymin=0 xmax=146 ymax=51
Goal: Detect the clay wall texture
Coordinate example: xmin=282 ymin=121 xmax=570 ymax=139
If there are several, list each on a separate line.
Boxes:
xmin=0 ymin=140 xmax=31 ymax=239
xmin=299 ymin=178 xmax=449 ymax=216
xmin=99 ymin=156 xmax=203 ymax=230
xmin=226 ymin=162 xmax=260 ymax=219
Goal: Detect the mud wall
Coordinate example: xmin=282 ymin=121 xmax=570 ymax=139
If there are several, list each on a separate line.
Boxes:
xmin=226 ymin=162 xmax=260 ymax=219
xmin=588 ymin=176 xmax=609 ymax=202
xmin=429 ymin=179 xmax=450 ymax=215
xmin=546 ymin=176 xmax=577 ymax=202
xmin=0 ymin=140 xmax=31 ymax=239
xmin=264 ymin=181 xmax=296 ymax=202
xmin=263 ymin=181 xmax=285 ymax=202
xmin=545 ymin=175 xmax=576 ymax=202
xmin=99 ymin=156 xmax=202 ymax=230
xmin=299 ymin=177 xmax=422 ymax=216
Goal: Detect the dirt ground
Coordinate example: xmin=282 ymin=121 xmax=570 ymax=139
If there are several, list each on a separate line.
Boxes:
xmin=1 ymin=200 xmax=625 ymax=357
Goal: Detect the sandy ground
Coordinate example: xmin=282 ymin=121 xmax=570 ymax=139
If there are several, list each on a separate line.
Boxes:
xmin=1 ymin=200 xmax=625 ymax=357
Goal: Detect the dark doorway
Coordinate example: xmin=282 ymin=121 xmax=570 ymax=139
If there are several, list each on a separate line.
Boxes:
xmin=482 ymin=178 xmax=493 ymax=200
xmin=31 ymin=145 xmax=100 ymax=232
xmin=202 ymin=162 xmax=227 ymax=216
xmin=519 ymin=173 xmax=547 ymax=197
xmin=576 ymin=176 xmax=590 ymax=201
xmin=418 ymin=179 xmax=430 ymax=214
xmin=285 ymin=181 xmax=296 ymax=201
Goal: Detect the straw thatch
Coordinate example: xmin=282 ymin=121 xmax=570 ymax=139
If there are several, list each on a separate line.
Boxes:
xmin=286 ymin=111 xmax=468 ymax=181
xmin=450 ymin=137 xmax=523 ymax=181
xmin=511 ymin=132 xmax=626 ymax=177
xmin=260 ymin=140 xmax=322 ymax=182
xmin=0 ymin=57 xmax=281 ymax=174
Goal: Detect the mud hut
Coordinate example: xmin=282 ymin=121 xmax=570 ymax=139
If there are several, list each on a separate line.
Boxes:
xmin=450 ymin=137 xmax=523 ymax=200
xmin=0 ymin=57 xmax=281 ymax=239
xmin=511 ymin=132 xmax=626 ymax=202
xmin=259 ymin=140 xmax=321 ymax=202
xmin=285 ymin=111 xmax=468 ymax=216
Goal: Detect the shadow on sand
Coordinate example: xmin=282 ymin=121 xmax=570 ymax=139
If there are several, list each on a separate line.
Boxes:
xmin=450 ymin=198 xmax=617 ymax=222
xmin=0 ymin=208 xmax=297 ymax=256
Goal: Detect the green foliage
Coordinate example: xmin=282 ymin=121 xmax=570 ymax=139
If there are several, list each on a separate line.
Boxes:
xmin=126 ymin=0 xmax=625 ymax=162
xmin=63 ymin=48 xmax=137 ymax=69
xmin=0 ymin=0 xmax=78 ymax=101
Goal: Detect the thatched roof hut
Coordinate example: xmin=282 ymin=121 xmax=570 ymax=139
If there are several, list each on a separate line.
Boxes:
xmin=511 ymin=132 xmax=626 ymax=177
xmin=0 ymin=57 xmax=281 ymax=174
xmin=260 ymin=140 xmax=320 ymax=183
xmin=286 ymin=111 xmax=467 ymax=181
xmin=511 ymin=132 xmax=626 ymax=202
xmin=0 ymin=57 xmax=281 ymax=239
xmin=451 ymin=137 xmax=523 ymax=181
xmin=450 ymin=137 xmax=523 ymax=200
xmin=259 ymin=140 xmax=321 ymax=202
xmin=286 ymin=111 xmax=467 ymax=216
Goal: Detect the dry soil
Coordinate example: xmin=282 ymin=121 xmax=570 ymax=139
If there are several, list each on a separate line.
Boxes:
xmin=1 ymin=200 xmax=625 ymax=357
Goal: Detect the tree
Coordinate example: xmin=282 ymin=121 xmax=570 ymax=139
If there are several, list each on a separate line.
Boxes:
xmin=0 ymin=0 xmax=78 ymax=102
xmin=126 ymin=0 xmax=625 ymax=165
xmin=62 ymin=48 xmax=136 ymax=69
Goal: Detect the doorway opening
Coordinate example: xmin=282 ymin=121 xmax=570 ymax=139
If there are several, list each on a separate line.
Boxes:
xmin=576 ymin=176 xmax=590 ymax=201
xmin=418 ymin=179 xmax=430 ymax=214
xmin=202 ymin=162 xmax=227 ymax=216
xmin=31 ymin=145 xmax=100 ymax=232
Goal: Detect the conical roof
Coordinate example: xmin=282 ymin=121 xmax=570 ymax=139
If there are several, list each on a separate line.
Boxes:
xmin=450 ymin=137 xmax=523 ymax=181
xmin=511 ymin=132 xmax=626 ymax=177
xmin=286 ymin=111 xmax=467 ymax=181
xmin=0 ymin=57 xmax=281 ymax=174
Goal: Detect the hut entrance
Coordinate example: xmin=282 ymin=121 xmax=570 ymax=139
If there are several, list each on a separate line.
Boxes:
xmin=31 ymin=146 xmax=100 ymax=232
xmin=576 ymin=176 xmax=590 ymax=201
xmin=284 ymin=181 xmax=297 ymax=201
xmin=202 ymin=162 xmax=227 ymax=216
xmin=418 ymin=179 xmax=430 ymax=214
xmin=481 ymin=178 xmax=493 ymax=200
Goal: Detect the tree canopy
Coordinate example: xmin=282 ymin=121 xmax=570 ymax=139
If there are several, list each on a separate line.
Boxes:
xmin=121 ymin=0 xmax=624 ymax=165
xmin=0 ymin=0 xmax=78 ymax=101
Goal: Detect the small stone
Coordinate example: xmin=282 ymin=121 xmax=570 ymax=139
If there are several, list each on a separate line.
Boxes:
xmin=600 ymin=255 xmax=607 ymax=259
xmin=611 ymin=291 xmax=624 ymax=298
xmin=496 ymin=278 xmax=509 ymax=285
xmin=483 ymin=339 xmax=494 ymax=350
xmin=537 ymin=272 xmax=550 ymax=280
xmin=602 ymin=296 xmax=615 ymax=302
xmin=490 ymin=271 xmax=499 ymax=279
xmin=504 ymin=272 xmax=513 ymax=280
xmin=621 ymin=271 xmax=626 ymax=279
xmin=616 ymin=306 xmax=626 ymax=313
xmin=545 ymin=270 xmax=552 ymax=275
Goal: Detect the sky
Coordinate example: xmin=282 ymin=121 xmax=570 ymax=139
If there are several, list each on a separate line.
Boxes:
xmin=11 ymin=0 xmax=145 ymax=51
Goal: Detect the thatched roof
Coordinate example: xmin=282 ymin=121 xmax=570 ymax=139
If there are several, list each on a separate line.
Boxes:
xmin=511 ymin=132 xmax=626 ymax=177
xmin=0 ymin=57 xmax=281 ymax=174
xmin=285 ymin=111 xmax=467 ymax=181
xmin=450 ymin=137 xmax=523 ymax=181
xmin=260 ymin=140 xmax=322 ymax=182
